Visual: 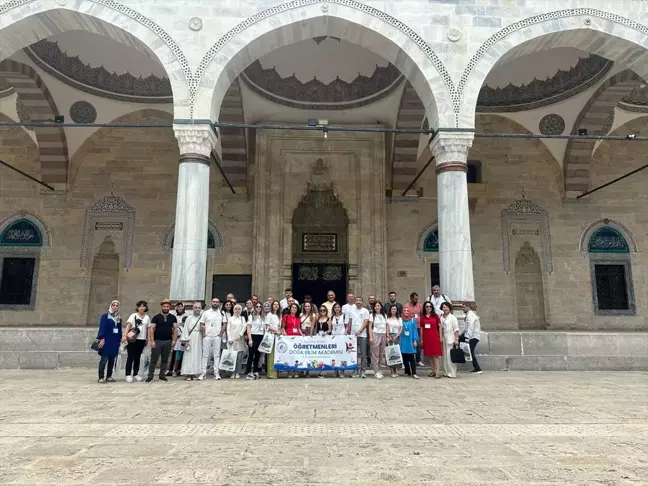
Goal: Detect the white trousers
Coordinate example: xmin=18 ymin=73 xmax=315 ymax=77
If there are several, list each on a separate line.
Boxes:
xmin=443 ymin=341 xmax=457 ymax=378
xmin=202 ymin=336 xmax=222 ymax=375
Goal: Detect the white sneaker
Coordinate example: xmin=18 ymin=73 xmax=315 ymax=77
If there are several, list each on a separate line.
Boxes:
xmin=125 ymin=375 xmax=133 ymax=383
xmin=412 ymin=374 xmax=420 ymax=380
xmin=214 ymin=374 xmax=221 ymax=380
xmin=234 ymin=373 xmax=240 ymax=379
xmin=375 ymin=372 xmax=383 ymax=380
xmin=246 ymin=373 xmax=254 ymax=380
xmin=361 ymin=372 xmax=366 ymax=379
xmin=134 ymin=375 xmax=143 ymax=382
xmin=197 ymin=373 xmax=205 ymax=381
xmin=417 ymin=362 xmax=425 ymax=367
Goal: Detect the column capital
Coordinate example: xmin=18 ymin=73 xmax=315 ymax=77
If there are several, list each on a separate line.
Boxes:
xmin=173 ymin=124 xmax=218 ymax=158
xmin=429 ymin=132 xmax=474 ymax=169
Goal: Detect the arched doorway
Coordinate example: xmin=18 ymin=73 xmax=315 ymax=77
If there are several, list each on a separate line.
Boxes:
xmin=291 ymin=159 xmax=349 ymax=305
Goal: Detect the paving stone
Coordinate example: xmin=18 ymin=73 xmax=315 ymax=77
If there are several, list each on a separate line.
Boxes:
xmin=0 ymin=370 xmax=644 ymax=485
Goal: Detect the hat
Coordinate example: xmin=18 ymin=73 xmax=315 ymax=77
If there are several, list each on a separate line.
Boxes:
xmin=160 ymin=298 xmax=172 ymax=305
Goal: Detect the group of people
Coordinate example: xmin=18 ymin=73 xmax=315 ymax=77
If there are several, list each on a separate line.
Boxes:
xmin=94 ymin=286 xmax=482 ymax=383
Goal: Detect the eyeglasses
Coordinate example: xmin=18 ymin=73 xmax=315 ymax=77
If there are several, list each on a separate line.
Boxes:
xmin=320 ymin=308 xmax=326 ymax=312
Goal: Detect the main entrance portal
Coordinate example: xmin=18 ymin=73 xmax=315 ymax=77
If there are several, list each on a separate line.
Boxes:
xmin=291 ymin=263 xmax=347 ymax=306
xmin=291 ymin=159 xmax=349 ymax=305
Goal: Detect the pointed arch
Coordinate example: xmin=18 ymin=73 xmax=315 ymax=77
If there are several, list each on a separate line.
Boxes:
xmin=163 ymin=220 xmax=223 ymax=255
xmin=579 ymin=218 xmax=638 ymax=256
xmin=196 ymin=0 xmax=453 ymax=127
xmin=416 ymin=221 xmax=438 ymax=257
xmin=0 ymin=59 xmax=69 ymax=186
xmin=0 ymin=210 xmax=51 ymax=251
xmin=564 ymin=70 xmax=643 ymax=198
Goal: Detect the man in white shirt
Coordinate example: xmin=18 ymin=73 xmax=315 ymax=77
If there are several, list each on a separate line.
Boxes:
xmin=427 ymin=285 xmax=451 ymax=317
xmin=279 ymin=288 xmax=299 ymax=312
xmin=341 ymin=293 xmax=354 ymax=317
xmin=460 ymin=302 xmax=482 ymax=374
xmin=322 ymin=290 xmax=338 ymax=317
xmin=199 ymin=298 xmax=227 ymax=380
xmin=347 ymin=296 xmax=370 ymax=378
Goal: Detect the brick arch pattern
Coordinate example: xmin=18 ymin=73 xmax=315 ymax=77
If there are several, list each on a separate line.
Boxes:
xmin=563 ymin=70 xmax=642 ymax=198
xmin=392 ymin=83 xmax=426 ymax=191
xmin=219 ymin=79 xmax=248 ymax=189
xmin=0 ymin=59 xmax=69 ymax=186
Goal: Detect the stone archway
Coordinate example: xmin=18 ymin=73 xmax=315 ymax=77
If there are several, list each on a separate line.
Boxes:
xmin=291 ymin=159 xmax=350 ymax=305
xmin=515 ymin=242 xmax=547 ymax=330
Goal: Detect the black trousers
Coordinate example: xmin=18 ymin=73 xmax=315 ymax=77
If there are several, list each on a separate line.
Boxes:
xmin=402 ymin=353 xmax=417 ymax=376
xmin=147 ymin=340 xmax=171 ymax=378
xmin=125 ymin=340 xmax=146 ymax=376
xmin=416 ymin=330 xmax=422 ymax=363
xmin=460 ymin=333 xmax=481 ymax=371
xmin=246 ymin=334 xmax=263 ymax=373
xmin=98 ymin=354 xmax=116 ymax=379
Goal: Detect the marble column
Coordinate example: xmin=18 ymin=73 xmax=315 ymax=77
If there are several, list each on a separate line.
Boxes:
xmin=429 ymin=133 xmax=475 ymax=307
xmin=170 ymin=124 xmax=218 ymax=301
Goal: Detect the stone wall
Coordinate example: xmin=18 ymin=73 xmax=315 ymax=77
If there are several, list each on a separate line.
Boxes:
xmin=386 ymin=114 xmax=648 ymax=331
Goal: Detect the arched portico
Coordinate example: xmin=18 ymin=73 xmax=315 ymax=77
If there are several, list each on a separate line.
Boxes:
xmin=458 ymin=10 xmax=648 ymax=128
xmin=194 ymin=0 xmax=454 ymax=128
xmin=0 ymin=1 xmax=190 ymax=113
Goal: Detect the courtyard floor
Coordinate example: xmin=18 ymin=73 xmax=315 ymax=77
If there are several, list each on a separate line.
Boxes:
xmin=0 ymin=370 xmax=645 ymax=485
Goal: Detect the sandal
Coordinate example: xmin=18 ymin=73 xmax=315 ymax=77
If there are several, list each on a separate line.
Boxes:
xmin=434 ymin=374 xmax=442 ymax=379
xmin=427 ymin=371 xmax=435 ymax=378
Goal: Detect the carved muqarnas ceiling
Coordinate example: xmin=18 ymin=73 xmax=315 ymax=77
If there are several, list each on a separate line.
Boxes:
xmin=241 ymin=60 xmax=403 ymax=110
xmin=26 ymin=40 xmax=172 ymax=103
xmin=477 ymin=54 xmax=612 ymax=112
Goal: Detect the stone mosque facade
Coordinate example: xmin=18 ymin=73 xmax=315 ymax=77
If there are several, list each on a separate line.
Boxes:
xmin=0 ymin=0 xmax=647 ymax=369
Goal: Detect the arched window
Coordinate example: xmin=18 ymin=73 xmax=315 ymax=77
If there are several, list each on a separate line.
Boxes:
xmin=586 ymin=224 xmax=635 ymax=315
xmin=0 ymin=212 xmax=50 ymax=310
xmin=170 ymin=231 xmax=217 ymax=249
xmin=423 ymin=229 xmax=439 ymax=253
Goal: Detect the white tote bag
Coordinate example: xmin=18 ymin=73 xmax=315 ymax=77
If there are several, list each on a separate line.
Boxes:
xmin=384 ymin=344 xmax=403 ymax=367
xmin=459 ymin=342 xmax=473 ymax=362
xmin=258 ymin=332 xmax=275 ymax=354
xmin=218 ymin=349 xmax=238 ymax=372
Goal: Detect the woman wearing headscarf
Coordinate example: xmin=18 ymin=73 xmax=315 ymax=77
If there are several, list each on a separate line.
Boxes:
xmin=96 ymin=300 xmax=122 ymax=383
xmin=440 ymin=302 xmax=460 ymax=378
xmin=227 ymin=303 xmax=247 ymax=379
xmin=180 ymin=302 xmax=203 ymax=380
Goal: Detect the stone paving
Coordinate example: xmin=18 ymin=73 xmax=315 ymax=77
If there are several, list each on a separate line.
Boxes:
xmin=0 ymin=370 xmax=646 ymax=485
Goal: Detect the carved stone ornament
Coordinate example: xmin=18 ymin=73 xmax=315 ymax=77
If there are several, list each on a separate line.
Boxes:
xmin=501 ymin=192 xmax=553 ymax=274
xmin=189 ymin=17 xmax=203 ymax=31
xmin=538 ymin=114 xmax=565 ymax=135
xmin=26 ymin=40 xmax=173 ymax=103
xmin=241 ymin=60 xmax=403 ymax=110
xmin=80 ymin=190 xmax=135 ymax=269
xmin=429 ymin=133 xmax=474 ymax=166
xmin=173 ymin=124 xmax=218 ymax=157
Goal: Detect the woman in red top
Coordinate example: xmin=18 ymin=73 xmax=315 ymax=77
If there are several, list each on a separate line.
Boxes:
xmin=420 ymin=301 xmax=442 ymax=378
xmin=281 ymin=302 xmax=301 ymax=378
xmin=282 ymin=303 xmax=302 ymax=336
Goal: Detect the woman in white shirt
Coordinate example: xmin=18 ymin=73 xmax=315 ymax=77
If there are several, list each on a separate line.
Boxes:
xmin=386 ymin=304 xmax=403 ymax=378
xmin=440 ymin=302 xmax=460 ymax=378
xmin=124 ymin=300 xmax=150 ymax=382
xmin=245 ymin=302 xmax=266 ymax=380
xmin=330 ymin=303 xmax=347 ymax=378
xmin=299 ymin=302 xmax=316 ymax=377
xmin=368 ymin=301 xmax=388 ymax=379
xmin=265 ymin=301 xmax=281 ymax=379
xmin=227 ymin=304 xmax=247 ymax=379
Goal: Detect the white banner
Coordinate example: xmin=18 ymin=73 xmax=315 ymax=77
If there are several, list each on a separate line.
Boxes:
xmin=274 ymin=335 xmax=357 ymax=371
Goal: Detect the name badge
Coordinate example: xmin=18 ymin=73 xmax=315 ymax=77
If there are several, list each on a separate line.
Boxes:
xmin=292 ymin=328 xmax=298 ymax=333
xmin=404 ymin=331 xmax=410 ymax=336
xmin=414 ymin=314 xmax=419 ymax=318
xmin=113 ymin=328 xmax=119 ymax=334
xmin=425 ymin=324 xmax=431 ymax=329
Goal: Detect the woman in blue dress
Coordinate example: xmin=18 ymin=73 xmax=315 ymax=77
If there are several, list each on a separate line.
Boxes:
xmin=399 ymin=307 xmax=420 ymax=379
xmin=96 ymin=299 xmax=123 ymax=383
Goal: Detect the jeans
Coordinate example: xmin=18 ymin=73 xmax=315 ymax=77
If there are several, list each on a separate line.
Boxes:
xmin=371 ymin=334 xmax=386 ymax=373
xmin=147 ymin=340 xmax=171 ymax=378
xmin=356 ymin=337 xmax=368 ymax=373
xmin=460 ymin=333 xmax=481 ymax=372
xmin=125 ymin=340 xmax=145 ymax=376
xmin=98 ymin=354 xmax=115 ymax=379
xmin=246 ymin=334 xmax=263 ymax=374
xmin=402 ymin=353 xmax=417 ymax=376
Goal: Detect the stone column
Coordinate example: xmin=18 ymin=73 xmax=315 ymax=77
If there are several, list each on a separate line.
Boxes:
xmin=429 ymin=132 xmax=475 ymax=307
xmin=170 ymin=124 xmax=218 ymax=301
